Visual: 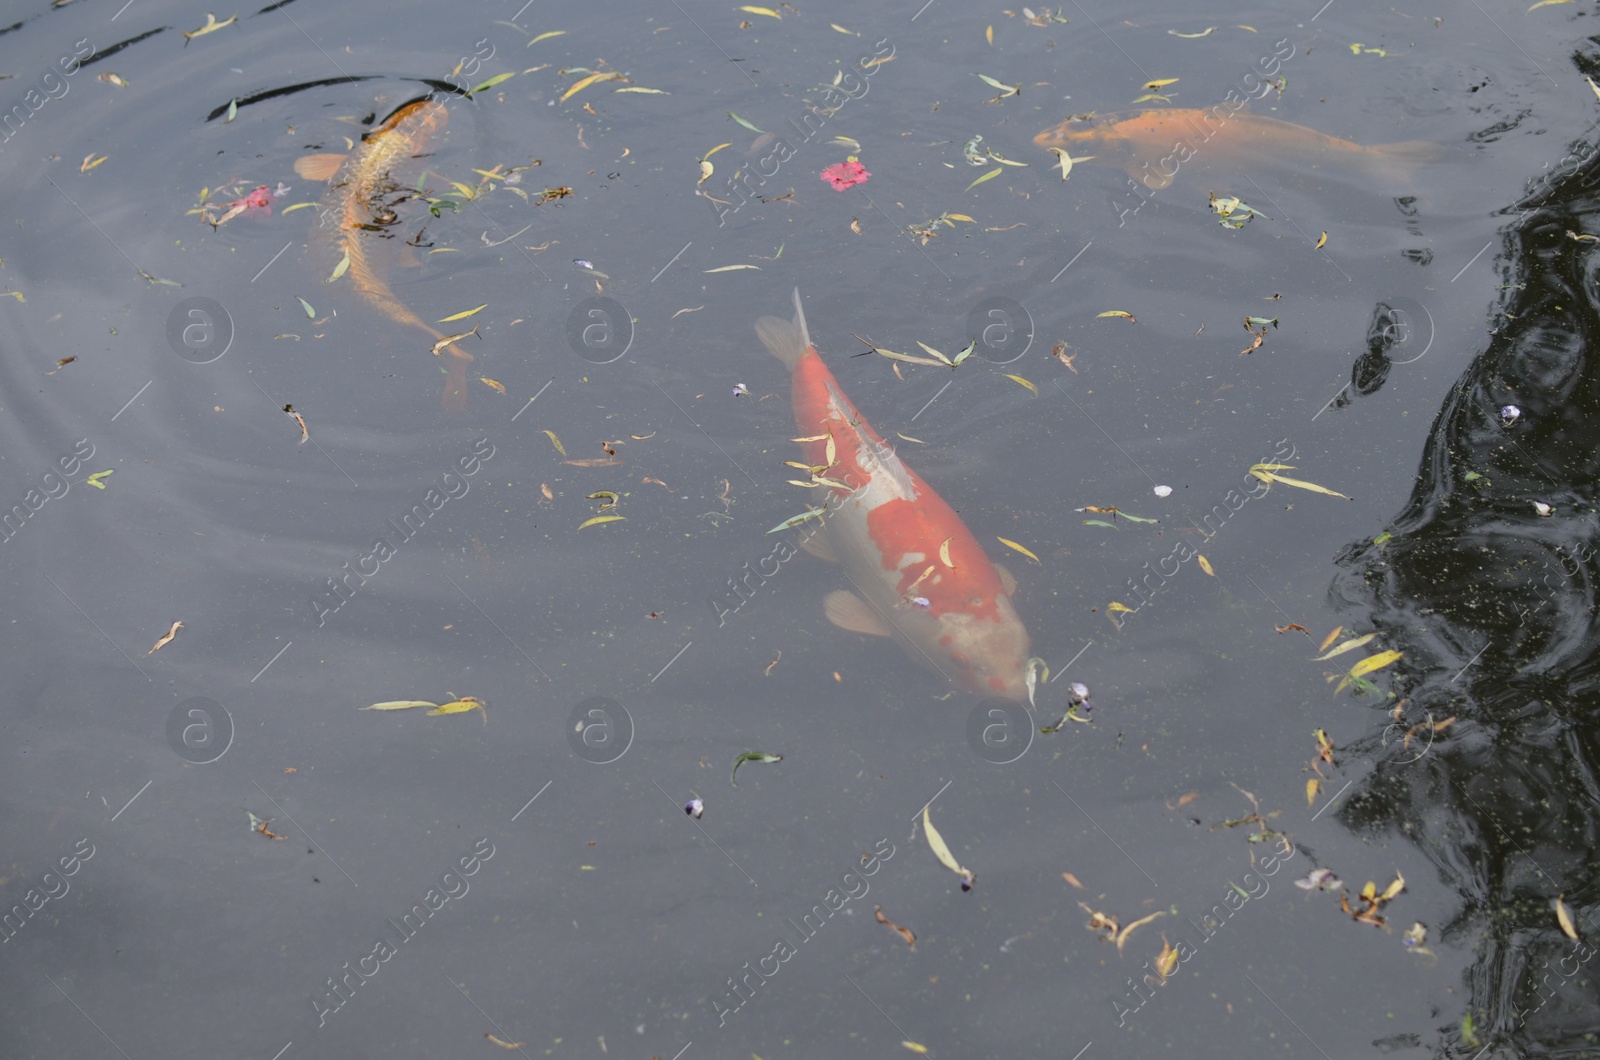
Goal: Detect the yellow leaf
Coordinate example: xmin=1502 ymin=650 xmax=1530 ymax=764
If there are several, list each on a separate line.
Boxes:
xmin=946 ymin=212 xmax=976 ymax=223
xmin=1144 ymin=77 xmax=1180 ymax=89
xmin=80 ymin=154 xmax=108 ymax=173
xmin=965 ymin=167 xmax=1003 ymax=192
xmin=902 ymin=1044 xmax=929 ymax=1055
xmin=1315 ymin=632 xmax=1376 ymax=661
xmin=1528 ymin=0 xmax=1573 ymax=10
xmin=1361 ymin=880 xmax=1378 ymax=902
xmin=479 ymin=377 xmax=506 ymax=394
xmin=326 ymin=249 xmax=351 ymax=283
xmin=361 ymin=700 xmax=437 ymax=711
xmin=1168 ymin=27 xmax=1216 ymax=37
xmin=939 ymin=537 xmax=954 ymax=568
xmin=1318 ymin=626 xmax=1343 ymax=652
xmin=1115 ymin=909 xmax=1167 ymax=954
xmin=438 ymin=304 xmax=488 ymax=323
xmin=542 ymin=429 xmax=567 ymax=456
xmin=182 ymin=11 xmax=237 ymax=40
xmin=985 ymin=24 xmax=994 ymax=45
xmin=578 ymin=515 xmax=627 ymax=529
xmin=527 ymin=30 xmax=567 ymax=45
xmin=1556 ymin=894 xmax=1580 ymax=940
xmin=1315 ymin=231 xmax=1328 ymax=249
xmin=429 ymin=698 xmax=485 ymax=717
xmin=922 ymin=805 xmax=974 ymax=888
xmin=1097 ymin=310 xmax=1135 ymax=321
xmin=740 ymin=5 xmax=781 ymax=16
xmin=1197 ymin=554 xmax=1215 ymax=576
xmin=1306 ymin=778 xmax=1320 ymax=806
xmin=830 ymin=22 xmax=859 ymax=35
xmin=703 ymin=142 xmax=733 ymax=160
xmin=703 ymin=264 xmax=762 ymax=272
xmin=1379 ymin=873 xmax=1406 ymax=902
xmin=699 ymin=159 xmax=714 ymax=184
xmin=1107 ymin=601 xmax=1136 ymax=613
xmin=615 ymin=86 xmax=669 ymax=94
xmin=561 ymin=70 xmax=620 ymax=102
xmin=1347 ymin=649 xmax=1402 ymax=680
xmin=1003 ymin=373 xmax=1038 ymax=394
xmin=996 ymin=537 xmax=1041 ymax=564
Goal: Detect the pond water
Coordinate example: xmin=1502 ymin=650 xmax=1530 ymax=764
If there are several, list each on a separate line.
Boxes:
xmin=2 ymin=1 xmax=1597 ymax=1057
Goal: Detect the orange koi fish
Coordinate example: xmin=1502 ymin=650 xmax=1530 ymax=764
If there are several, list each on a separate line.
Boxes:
xmin=294 ymin=99 xmax=474 ymax=410
xmin=1035 ymin=108 xmax=1441 ymax=191
xmin=757 ymin=290 xmax=1033 ymax=700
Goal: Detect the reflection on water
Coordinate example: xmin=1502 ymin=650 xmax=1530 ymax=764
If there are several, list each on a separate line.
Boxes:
xmin=1331 ymin=127 xmax=1600 ymax=1055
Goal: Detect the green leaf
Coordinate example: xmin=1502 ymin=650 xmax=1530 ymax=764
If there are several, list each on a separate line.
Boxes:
xmin=965 ymin=167 xmax=1003 ymax=192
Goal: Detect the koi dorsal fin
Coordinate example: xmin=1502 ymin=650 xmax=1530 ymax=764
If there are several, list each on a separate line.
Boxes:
xmin=755 ymin=287 xmax=813 ymax=371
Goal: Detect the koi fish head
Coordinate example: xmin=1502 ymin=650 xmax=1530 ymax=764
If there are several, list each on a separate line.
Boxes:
xmin=934 ymin=590 xmax=1033 ymax=701
xmin=1033 ymin=115 xmax=1133 ymax=164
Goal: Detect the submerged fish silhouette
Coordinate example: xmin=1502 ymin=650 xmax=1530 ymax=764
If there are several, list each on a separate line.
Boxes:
xmin=757 ymin=290 xmax=1034 ymax=700
xmin=1035 ymin=108 xmax=1442 ymax=191
xmin=294 ymin=99 xmax=475 ymax=410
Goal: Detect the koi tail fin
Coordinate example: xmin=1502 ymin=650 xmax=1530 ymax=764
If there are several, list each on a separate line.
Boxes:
xmin=755 ymin=287 xmax=812 ymax=371
xmin=1370 ymin=140 xmax=1444 ymax=185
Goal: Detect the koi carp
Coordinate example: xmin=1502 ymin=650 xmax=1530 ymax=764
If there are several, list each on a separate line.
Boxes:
xmin=294 ymin=99 xmax=474 ymax=410
xmin=756 ymin=290 xmax=1033 ymax=701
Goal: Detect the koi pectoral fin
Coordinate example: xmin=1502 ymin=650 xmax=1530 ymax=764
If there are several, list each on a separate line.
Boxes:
xmin=294 ymin=153 xmax=347 ymax=182
xmin=995 ymin=563 xmax=1018 ymax=597
xmin=824 ymin=590 xmax=893 ymax=637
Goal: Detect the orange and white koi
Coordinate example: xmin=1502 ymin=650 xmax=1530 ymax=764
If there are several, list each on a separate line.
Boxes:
xmin=294 ymin=99 xmax=474 ymax=410
xmin=757 ymin=290 xmax=1033 ymax=700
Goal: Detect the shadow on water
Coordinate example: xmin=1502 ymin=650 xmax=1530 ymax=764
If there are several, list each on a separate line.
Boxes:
xmin=1329 ymin=78 xmax=1600 ymax=1055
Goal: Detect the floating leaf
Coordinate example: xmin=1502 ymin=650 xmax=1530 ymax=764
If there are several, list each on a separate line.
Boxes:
xmin=1003 ymin=373 xmax=1038 ymax=394
xmin=361 ymin=700 xmax=437 ymax=711
xmin=922 ymin=804 xmax=975 ymax=890
xmin=147 ymin=620 xmax=184 ymax=654
xmin=1556 ymin=895 xmax=1580 ymax=939
xmin=996 ymin=536 xmax=1041 ymax=563
xmin=578 ymin=514 xmax=627 ymax=530
xmin=1098 ymin=310 xmax=1136 ymax=322
xmin=182 ymin=11 xmax=237 ymax=41
xmin=1197 ymin=554 xmax=1215 ymax=576
xmin=1528 ymin=0 xmax=1572 ymax=11
xmin=728 ymin=111 xmax=765 ymax=133
xmin=731 ymin=750 xmax=782 ymax=787
xmin=1315 ymin=231 xmax=1328 ymax=249
xmin=965 ymin=166 xmax=1003 ymax=192
xmin=1248 ymin=463 xmax=1350 ymax=499
xmin=479 ymin=376 xmax=506 ymax=394
xmin=615 ymin=86 xmax=669 ymax=94
xmin=1347 ymin=649 xmax=1403 ymax=680
xmin=1046 ymin=147 xmax=1093 ymax=180
xmin=296 ymin=296 xmax=316 ymax=318
xmin=438 ymin=303 xmax=488 ymax=323
xmin=830 ymin=22 xmax=858 ymax=35
xmin=429 ymin=696 xmax=486 ymax=720
xmin=561 ymin=70 xmax=622 ymax=101
xmin=1316 ymin=632 xmax=1376 ymax=661
xmin=468 ymin=71 xmax=517 ymax=97
xmin=704 ymin=264 xmax=762 ymax=272
xmin=85 ymin=470 xmax=114 ymax=489
xmin=939 ymin=537 xmax=954 ymax=568
xmin=1306 ymin=778 xmax=1321 ymax=807
xmin=739 ymin=5 xmax=781 ymax=17
xmin=1144 ymin=77 xmax=1180 ymax=89
xmin=80 ymin=154 xmax=108 ymax=173
xmin=225 ymin=98 xmax=238 ymax=123
xmin=541 ymin=430 xmax=566 ymax=456
xmin=1168 ymin=26 xmax=1216 ymax=37
xmin=325 ymin=249 xmax=351 ymax=283
xmin=527 ymin=30 xmax=567 ymax=45
xmin=766 ymin=506 xmax=827 ymax=534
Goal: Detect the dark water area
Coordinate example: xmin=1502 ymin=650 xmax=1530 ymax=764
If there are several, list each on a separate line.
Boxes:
xmin=1 ymin=0 xmax=1597 ymax=1057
